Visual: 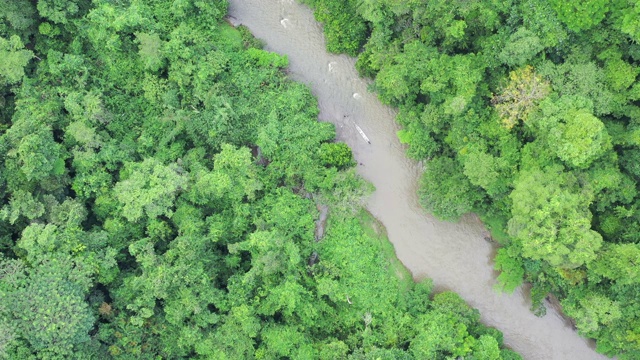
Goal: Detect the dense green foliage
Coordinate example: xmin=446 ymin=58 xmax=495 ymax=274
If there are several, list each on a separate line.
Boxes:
xmin=305 ymin=0 xmax=640 ymax=358
xmin=0 ymin=0 xmax=518 ymax=358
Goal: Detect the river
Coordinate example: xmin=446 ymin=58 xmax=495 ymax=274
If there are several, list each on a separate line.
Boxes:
xmin=227 ymin=1 xmax=608 ymax=359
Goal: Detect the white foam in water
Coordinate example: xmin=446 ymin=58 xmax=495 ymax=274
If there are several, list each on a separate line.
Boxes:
xmin=353 ymin=93 xmax=362 ymax=99
xmin=280 ymin=18 xmax=290 ymax=28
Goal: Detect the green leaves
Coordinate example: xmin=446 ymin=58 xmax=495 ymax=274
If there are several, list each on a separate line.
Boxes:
xmin=462 ymin=148 xmax=510 ymax=198
xmin=135 ymin=32 xmax=165 ymax=72
xmin=374 ymin=41 xmax=485 ymax=109
xmin=494 ymin=248 xmax=524 ymax=293
xmin=3 ymin=190 xmax=45 ymax=224
xmin=0 ymin=255 xmax=94 ymax=357
xmin=246 ymin=48 xmax=289 ymax=68
xmin=0 ymin=0 xmax=526 ymax=358
xmin=508 ymin=166 xmax=602 ymax=269
xmin=498 ymin=28 xmax=543 ymax=67
xmin=185 ymin=144 xmax=262 ymax=206
xmin=319 ymin=142 xmax=355 ymax=169
xmin=409 ymin=292 xmax=482 ymax=359
xmin=588 ymin=243 xmax=640 ymax=285
xmin=0 ymin=35 xmax=32 ymax=86
xmin=36 ymin=0 xmax=81 ymax=24
xmin=471 ymin=335 xmax=502 ymax=360
xmin=308 ymin=0 xmax=640 ymax=356
xmin=419 ymin=156 xmax=483 ymax=220
xmin=0 ymin=0 xmax=37 ymax=32
xmin=536 ymin=96 xmax=611 ymax=169
xmin=618 ymin=0 xmax=640 ymax=42
xmin=492 ymin=65 xmax=550 ymax=129
xmin=549 ymin=109 xmax=610 ymax=168
xmin=114 ymin=158 xmax=188 ymax=222
xmin=302 ymin=0 xmax=368 ymax=56
xmin=563 ymin=291 xmax=621 ymax=335
xmin=550 ymin=0 xmax=610 ymax=32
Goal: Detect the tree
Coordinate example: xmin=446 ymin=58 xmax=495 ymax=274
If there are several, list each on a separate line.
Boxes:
xmin=409 ymin=292 xmax=482 ymax=359
xmin=319 ymin=142 xmax=355 ymax=169
xmin=602 ymin=56 xmax=639 ymax=92
xmin=0 ymin=0 xmax=526 ymax=358
xmin=538 ymin=61 xmax=619 ymax=117
xmin=492 ymin=65 xmax=551 ymax=129
xmin=302 ymin=0 xmax=368 ymax=56
xmin=461 ymin=147 xmax=510 ymax=197
xmin=0 ymin=35 xmax=33 ymax=86
xmin=508 ymin=166 xmax=602 ymax=269
xmin=550 ymin=0 xmax=610 ymax=32
xmin=135 ymin=32 xmax=165 ymax=72
xmin=36 ymin=0 xmax=83 ymax=24
xmin=2 ymin=190 xmax=45 ymax=224
xmin=494 ymin=248 xmax=524 ymax=293
xmin=0 ymin=0 xmax=37 ymax=33
xmin=114 ymin=158 xmax=188 ymax=222
xmin=471 ymin=335 xmax=502 ymax=360
xmin=186 ymin=144 xmax=262 ymax=206
xmin=536 ymin=96 xmax=611 ymax=169
xmin=562 ymin=290 xmax=621 ymax=335
xmin=588 ymin=243 xmax=640 ymax=285
xmin=518 ymin=0 xmax=568 ymax=48
xmin=498 ymin=28 xmax=543 ymax=67
xmin=304 ymin=0 xmax=640 ymax=356
xmin=246 ymin=48 xmax=289 ymax=68
xmin=4 ymin=126 xmax=66 ymax=183
xmin=0 ymin=255 xmax=94 ymax=358
xmin=617 ymin=0 xmax=640 ymax=42
xmin=409 ymin=310 xmax=473 ymax=359
xmin=203 ymin=305 xmax=260 ymax=358
xmin=419 ymin=156 xmax=484 ymax=220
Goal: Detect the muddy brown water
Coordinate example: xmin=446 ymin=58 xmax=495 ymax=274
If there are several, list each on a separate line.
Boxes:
xmin=228 ymin=1 xmax=608 ymax=359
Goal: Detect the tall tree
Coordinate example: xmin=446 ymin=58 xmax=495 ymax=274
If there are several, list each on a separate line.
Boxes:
xmin=508 ymin=166 xmax=602 ymax=268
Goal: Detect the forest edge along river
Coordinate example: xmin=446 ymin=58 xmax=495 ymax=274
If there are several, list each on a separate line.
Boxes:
xmin=228 ymin=1 xmax=608 ymax=359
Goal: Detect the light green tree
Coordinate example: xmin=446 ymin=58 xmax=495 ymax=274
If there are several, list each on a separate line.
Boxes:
xmin=0 ymin=35 xmax=32 ymax=86
xmin=508 ymin=166 xmax=602 ymax=268
xmin=550 ymin=0 xmax=610 ymax=32
xmin=562 ymin=291 xmax=621 ymax=335
xmin=136 ymin=32 xmax=165 ymax=71
xmin=536 ymin=96 xmax=611 ymax=169
xmin=588 ymin=243 xmax=640 ymax=285
xmin=114 ymin=158 xmax=188 ymax=222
